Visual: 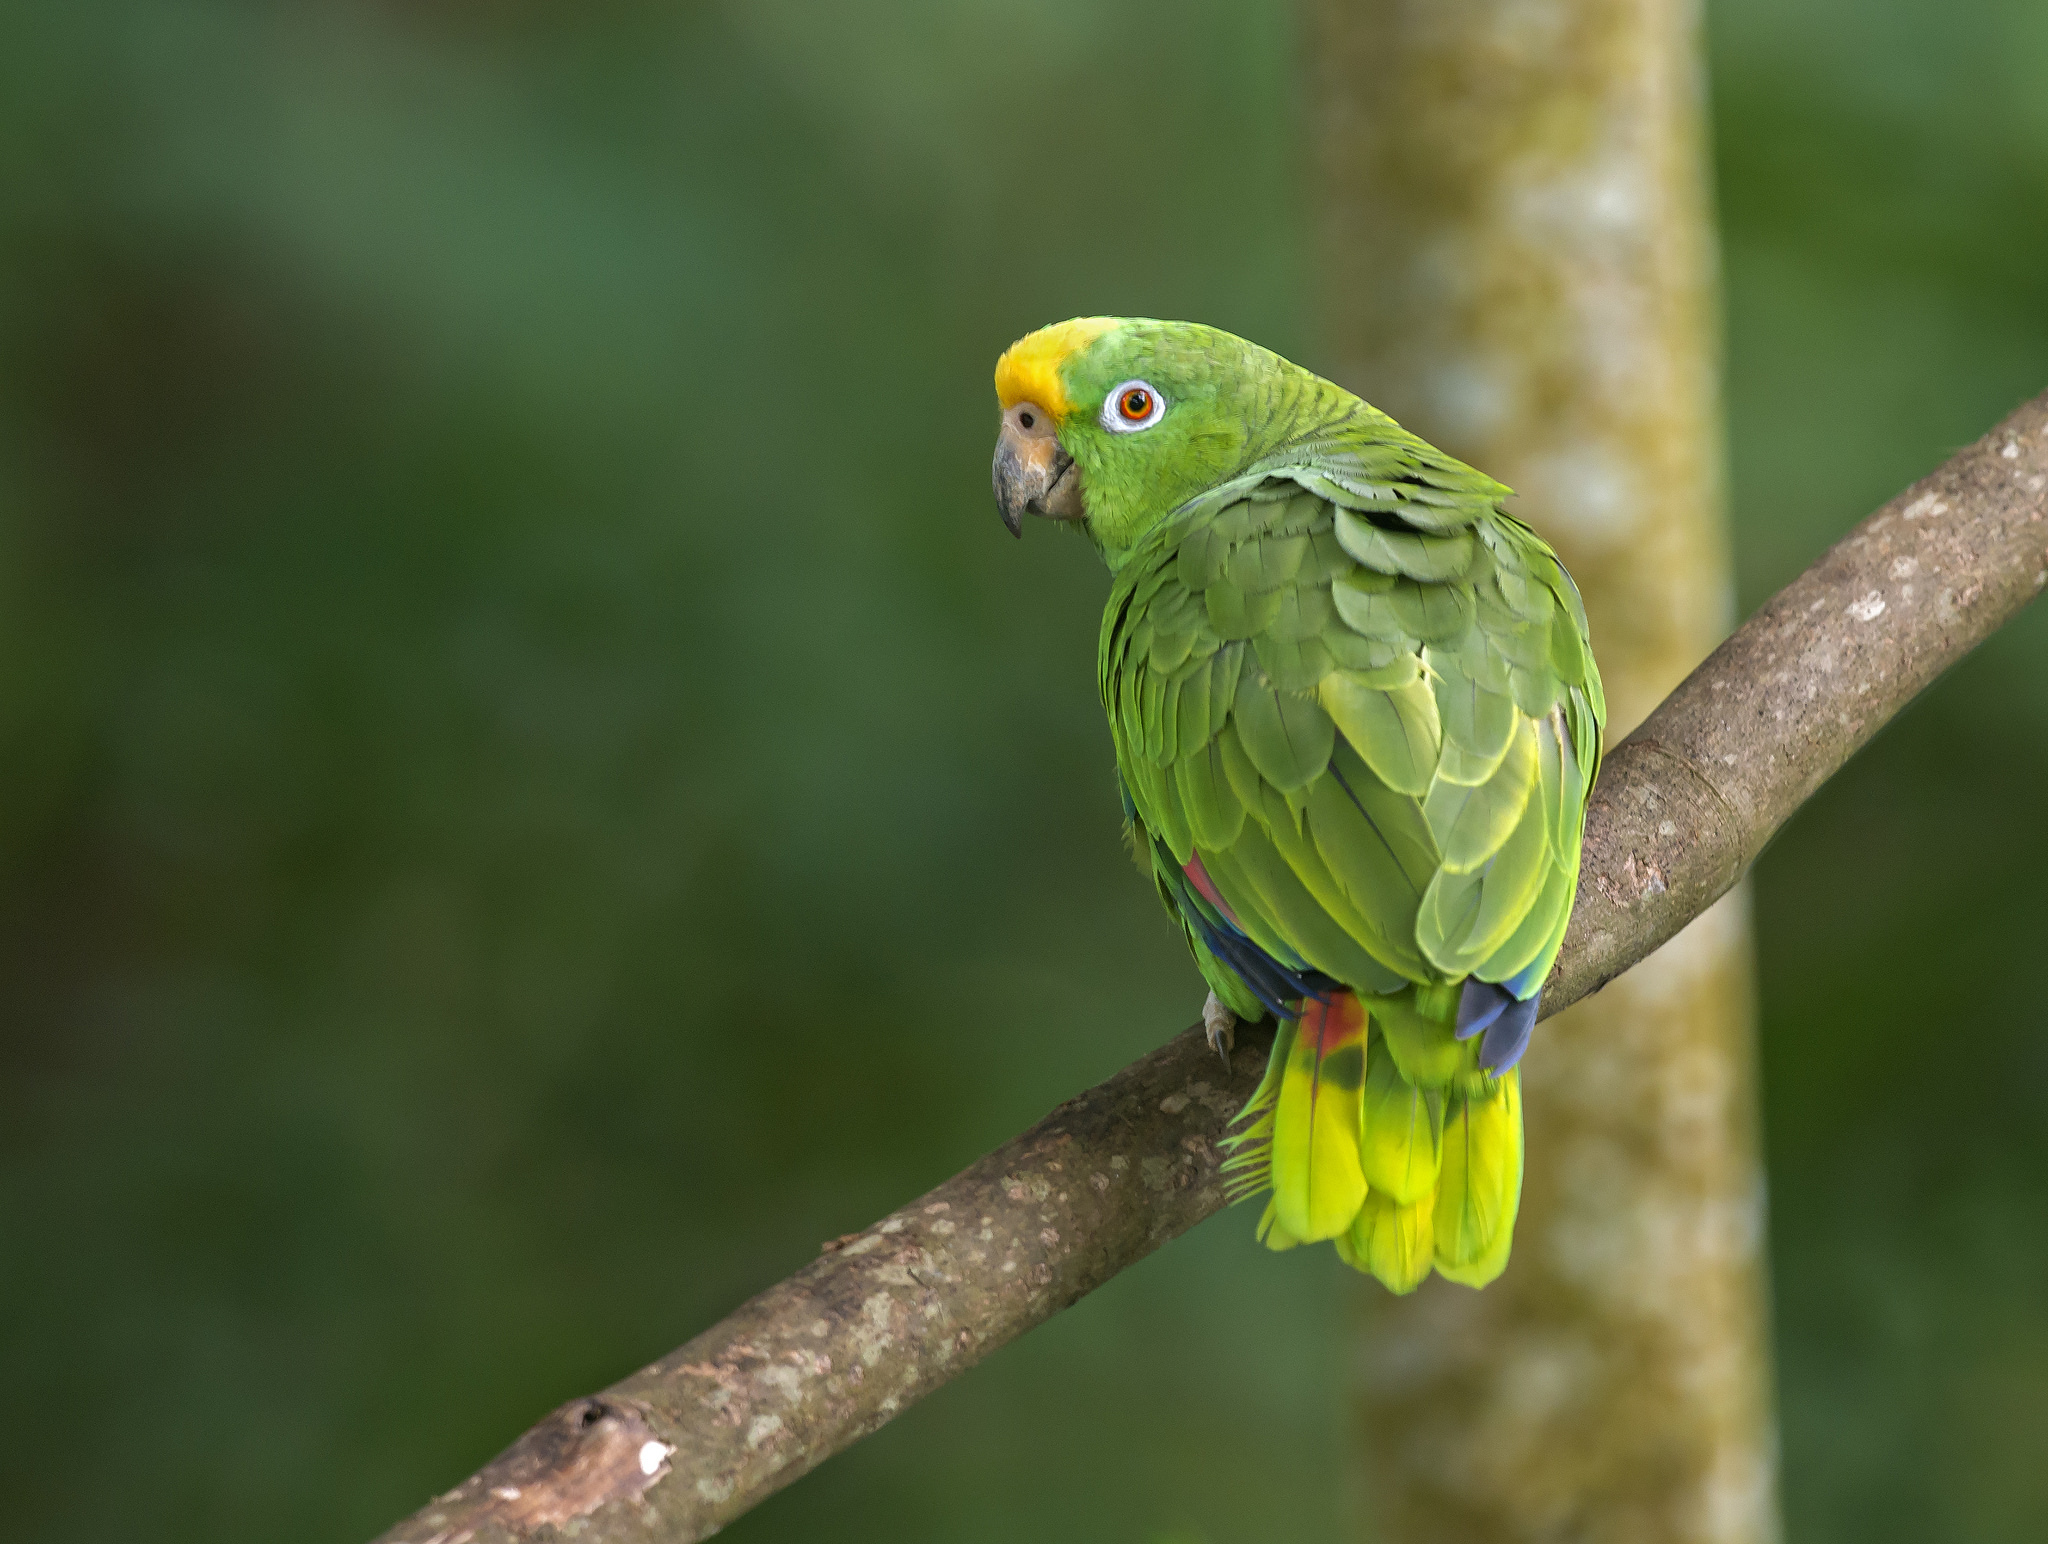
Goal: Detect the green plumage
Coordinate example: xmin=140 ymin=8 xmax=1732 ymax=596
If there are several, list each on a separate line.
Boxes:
xmin=997 ymin=317 xmax=1605 ymax=1292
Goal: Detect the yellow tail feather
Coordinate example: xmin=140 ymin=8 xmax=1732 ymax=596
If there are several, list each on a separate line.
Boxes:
xmin=1359 ymin=1038 xmax=1445 ymax=1205
xmin=1433 ymin=1070 xmax=1524 ymax=1286
xmin=1342 ymin=1189 xmax=1437 ymax=1294
xmin=1270 ymin=994 xmax=1369 ymax=1243
xmin=1256 ymin=1196 xmax=1303 ymax=1251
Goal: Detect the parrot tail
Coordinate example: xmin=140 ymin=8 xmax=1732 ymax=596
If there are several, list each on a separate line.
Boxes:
xmin=1221 ymin=985 xmax=1525 ymax=1293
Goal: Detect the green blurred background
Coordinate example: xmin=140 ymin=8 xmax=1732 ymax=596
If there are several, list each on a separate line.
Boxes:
xmin=3 ymin=2 xmax=2044 ymax=1540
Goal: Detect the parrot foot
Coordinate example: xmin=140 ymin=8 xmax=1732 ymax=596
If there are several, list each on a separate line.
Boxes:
xmin=1202 ymin=992 xmax=1237 ymax=1067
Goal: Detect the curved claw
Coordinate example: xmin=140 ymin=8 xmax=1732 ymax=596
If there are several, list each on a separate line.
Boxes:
xmin=1202 ymin=991 xmax=1238 ymax=1067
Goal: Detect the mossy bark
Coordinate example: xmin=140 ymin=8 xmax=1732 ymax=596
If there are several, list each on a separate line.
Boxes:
xmin=1306 ymin=1 xmax=1780 ymax=1539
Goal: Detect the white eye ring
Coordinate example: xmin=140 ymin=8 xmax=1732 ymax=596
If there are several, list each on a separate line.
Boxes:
xmin=1100 ymin=379 xmax=1166 ymax=433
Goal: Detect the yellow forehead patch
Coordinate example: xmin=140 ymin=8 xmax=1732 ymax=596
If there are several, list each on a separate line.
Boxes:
xmin=994 ymin=316 xmax=1119 ymax=419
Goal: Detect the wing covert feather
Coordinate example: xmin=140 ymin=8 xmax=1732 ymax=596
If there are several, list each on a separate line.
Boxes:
xmin=1104 ymin=475 xmax=1602 ymax=1002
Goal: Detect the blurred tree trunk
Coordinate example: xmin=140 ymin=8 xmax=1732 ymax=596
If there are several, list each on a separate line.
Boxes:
xmin=1307 ymin=3 xmax=1781 ymax=1542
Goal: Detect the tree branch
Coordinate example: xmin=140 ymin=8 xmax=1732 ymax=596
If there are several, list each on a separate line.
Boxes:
xmin=376 ymin=392 xmax=2048 ymax=1544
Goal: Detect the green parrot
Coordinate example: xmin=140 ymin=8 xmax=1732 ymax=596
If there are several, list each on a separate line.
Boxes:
xmin=990 ymin=318 xmax=1604 ymax=1292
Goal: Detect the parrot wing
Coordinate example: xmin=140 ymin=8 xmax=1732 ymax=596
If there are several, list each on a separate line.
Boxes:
xmin=1101 ymin=454 xmax=1602 ymax=1009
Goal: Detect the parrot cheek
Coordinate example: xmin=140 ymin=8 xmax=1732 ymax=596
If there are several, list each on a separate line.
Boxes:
xmin=993 ymin=405 xmax=1087 ymax=536
xmin=1036 ymin=452 xmax=1086 ymax=522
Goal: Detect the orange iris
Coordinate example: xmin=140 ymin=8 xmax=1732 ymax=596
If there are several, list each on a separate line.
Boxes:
xmin=1118 ymin=388 xmax=1153 ymax=421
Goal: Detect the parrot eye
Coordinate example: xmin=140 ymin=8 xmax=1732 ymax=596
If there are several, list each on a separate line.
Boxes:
xmin=1101 ymin=379 xmax=1166 ymax=434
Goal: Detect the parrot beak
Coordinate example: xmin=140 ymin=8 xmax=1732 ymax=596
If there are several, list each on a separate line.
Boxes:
xmin=992 ymin=402 xmax=1085 ymax=538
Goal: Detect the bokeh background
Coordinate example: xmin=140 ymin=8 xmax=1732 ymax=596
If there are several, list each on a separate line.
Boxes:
xmin=3 ymin=2 xmax=2045 ymax=1541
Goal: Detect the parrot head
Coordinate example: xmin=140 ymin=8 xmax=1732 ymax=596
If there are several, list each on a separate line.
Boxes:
xmin=992 ymin=317 xmax=1342 ymax=564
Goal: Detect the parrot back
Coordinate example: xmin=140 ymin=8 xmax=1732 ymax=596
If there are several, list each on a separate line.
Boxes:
xmin=1099 ymin=460 xmax=1604 ymax=1290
